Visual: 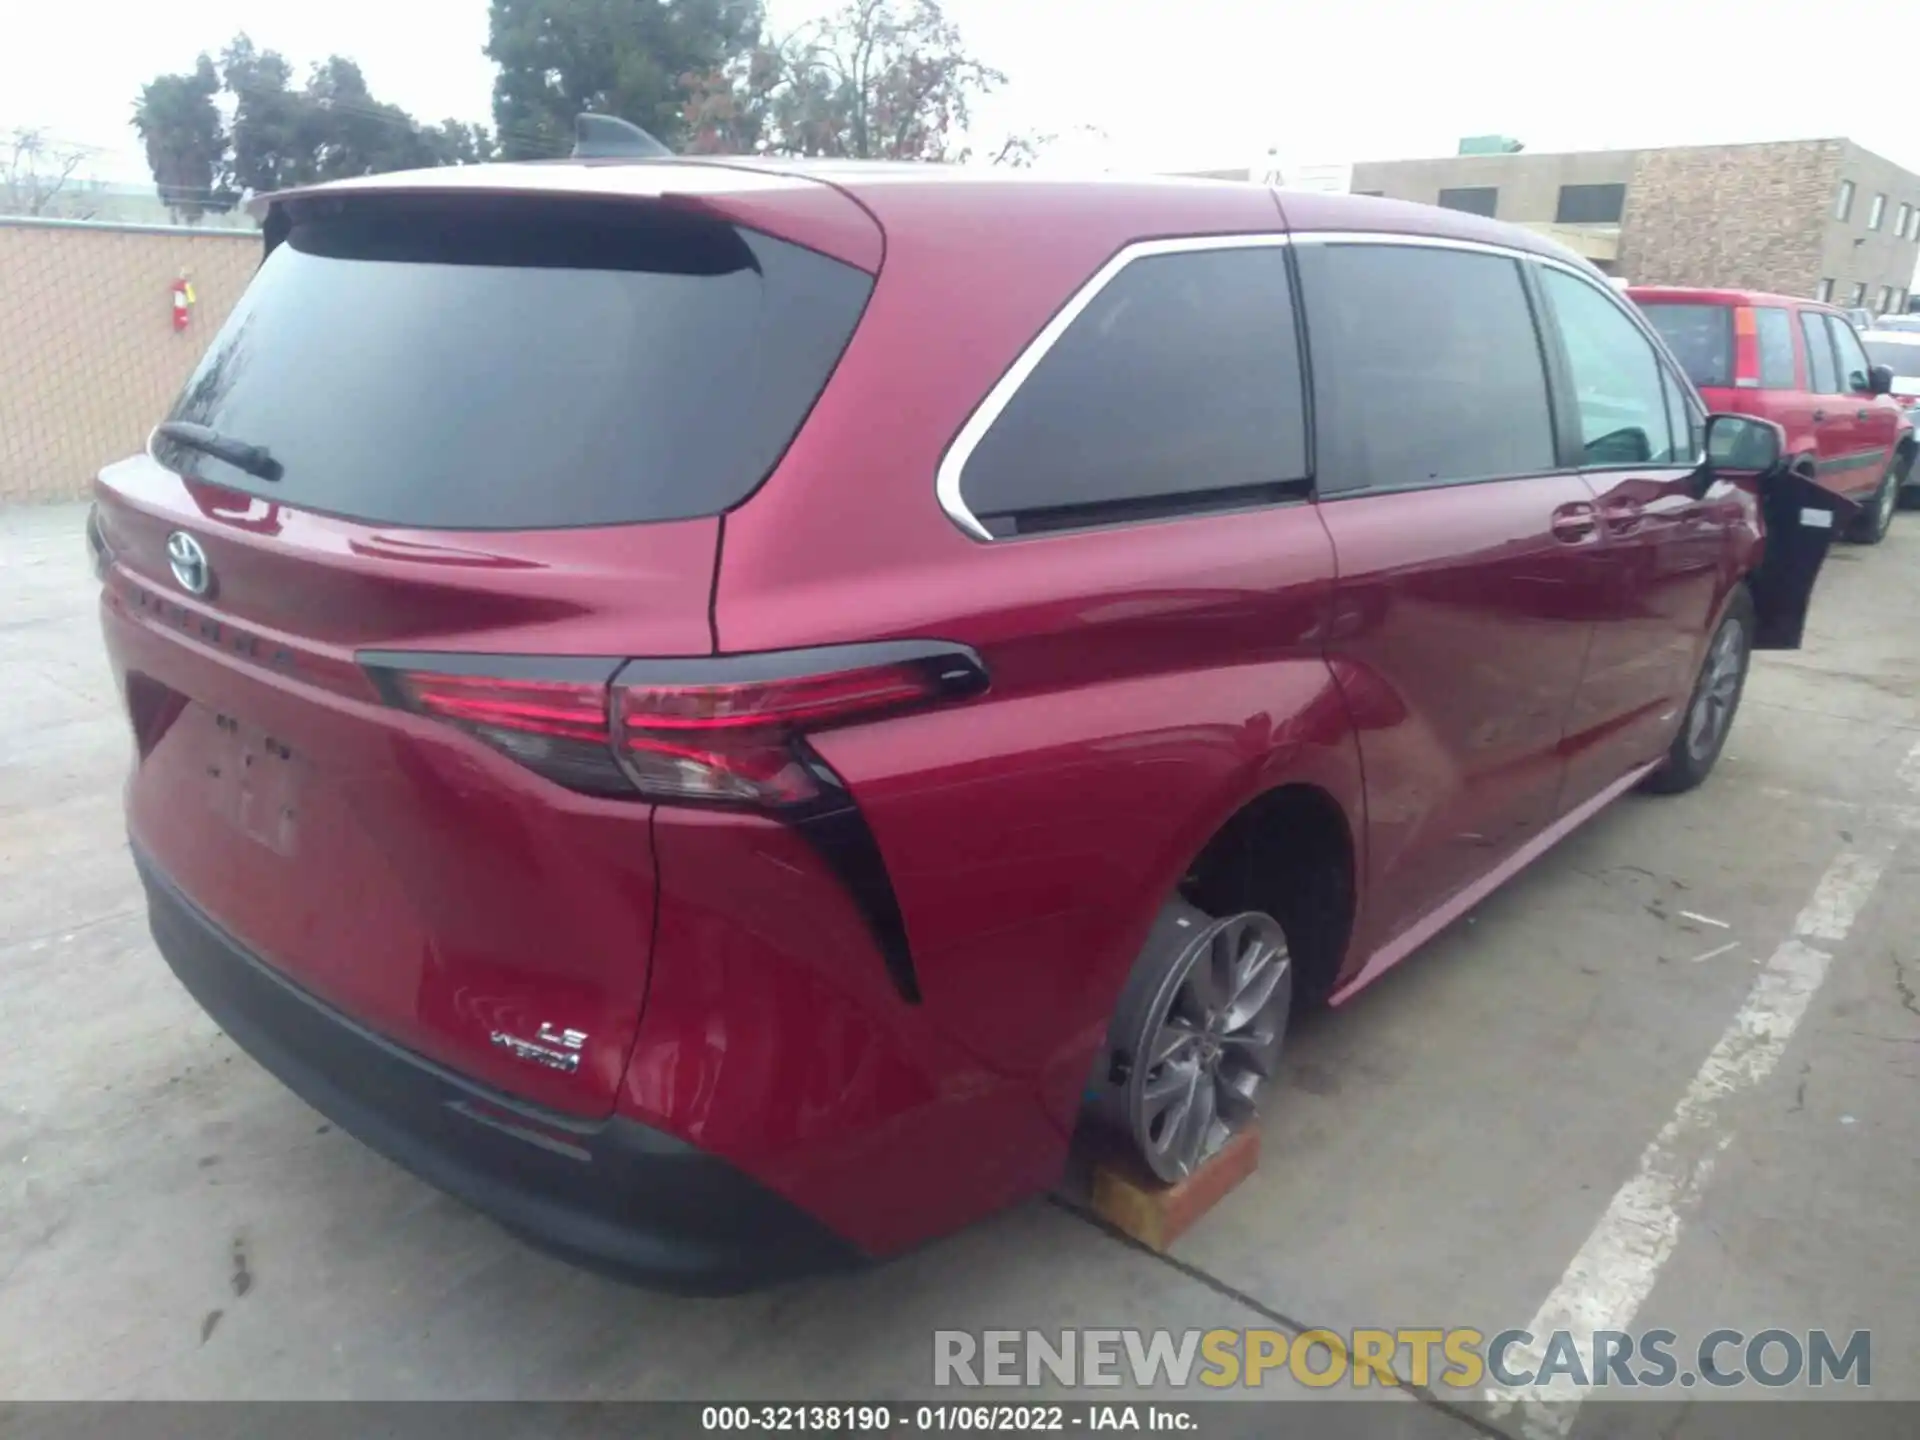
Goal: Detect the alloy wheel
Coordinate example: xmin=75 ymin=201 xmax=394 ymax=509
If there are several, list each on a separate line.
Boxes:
xmin=1125 ymin=910 xmax=1291 ymax=1182
xmin=1686 ymin=617 xmax=1746 ymax=763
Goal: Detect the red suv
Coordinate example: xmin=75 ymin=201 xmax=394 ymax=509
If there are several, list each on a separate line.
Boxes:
xmin=1631 ymin=286 xmax=1917 ymax=544
xmin=92 ymin=156 xmax=1847 ymax=1292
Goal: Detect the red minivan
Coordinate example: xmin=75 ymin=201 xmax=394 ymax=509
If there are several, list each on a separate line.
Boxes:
xmin=91 ymin=147 xmax=1849 ymax=1291
xmin=1632 ymin=286 xmax=1916 ymax=544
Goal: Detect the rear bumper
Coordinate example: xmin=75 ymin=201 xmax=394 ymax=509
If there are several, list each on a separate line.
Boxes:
xmin=135 ymin=849 xmax=864 ymax=1294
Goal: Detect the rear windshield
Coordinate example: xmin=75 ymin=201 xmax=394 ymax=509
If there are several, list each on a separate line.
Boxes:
xmin=1639 ymin=303 xmax=1732 ymax=387
xmin=155 ymin=197 xmax=873 ymax=529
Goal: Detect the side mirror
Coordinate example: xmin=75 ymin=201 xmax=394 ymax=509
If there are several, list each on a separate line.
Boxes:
xmin=1702 ymin=413 xmax=1785 ymax=483
xmin=1868 ymin=363 xmax=1895 ymax=396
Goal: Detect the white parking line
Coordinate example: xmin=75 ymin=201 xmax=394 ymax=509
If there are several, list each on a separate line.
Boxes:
xmin=1485 ymin=736 xmax=1920 ymax=1438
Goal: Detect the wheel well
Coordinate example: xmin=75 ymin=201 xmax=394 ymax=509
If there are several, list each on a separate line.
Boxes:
xmin=1177 ymin=785 xmax=1355 ymax=1006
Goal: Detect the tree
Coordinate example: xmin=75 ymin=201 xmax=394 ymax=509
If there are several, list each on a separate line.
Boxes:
xmin=685 ymin=0 xmax=1005 ymax=163
xmin=1 ymin=127 xmax=92 ymax=217
xmin=487 ymin=0 xmax=766 ymax=160
xmin=132 ymin=33 xmax=496 ymax=216
xmin=132 ymin=57 xmax=232 ymax=219
xmin=219 ymin=35 xmax=306 ymax=196
xmin=425 ymin=120 xmax=497 ymax=168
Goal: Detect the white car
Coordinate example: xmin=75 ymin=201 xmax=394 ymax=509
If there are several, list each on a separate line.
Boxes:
xmin=1860 ymin=329 xmax=1920 ymax=501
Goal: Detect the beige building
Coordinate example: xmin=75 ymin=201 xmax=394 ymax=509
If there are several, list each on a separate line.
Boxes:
xmin=1345 ymin=139 xmax=1920 ymax=309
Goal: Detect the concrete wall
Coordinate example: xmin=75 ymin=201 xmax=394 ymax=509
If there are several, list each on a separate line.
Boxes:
xmin=1816 ymin=142 xmax=1920 ymax=310
xmin=1351 ymin=138 xmax=1920 ymax=302
xmin=0 ymin=219 xmax=258 ymax=504
xmin=1617 ymin=140 xmax=1843 ymax=296
xmin=1349 ymin=149 xmax=1637 ymax=223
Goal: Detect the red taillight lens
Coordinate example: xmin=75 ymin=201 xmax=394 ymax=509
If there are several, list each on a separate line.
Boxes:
xmin=613 ymin=663 xmax=947 ymax=806
xmin=371 ymin=645 xmax=987 ymax=810
xmin=397 ymin=671 xmax=610 ymax=743
xmin=385 ymin=665 xmax=631 ymax=795
xmin=1732 ymin=306 xmax=1761 ymax=389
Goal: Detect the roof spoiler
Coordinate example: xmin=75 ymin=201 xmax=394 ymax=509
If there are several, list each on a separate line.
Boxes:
xmin=572 ymin=114 xmax=674 ymax=160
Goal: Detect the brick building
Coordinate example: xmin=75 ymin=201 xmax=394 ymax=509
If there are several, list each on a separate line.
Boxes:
xmin=1342 ymin=139 xmax=1920 ymax=310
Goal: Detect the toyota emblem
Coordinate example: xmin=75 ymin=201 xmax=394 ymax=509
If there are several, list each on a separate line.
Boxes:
xmin=165 ymin=531 xmax=211 ymax=596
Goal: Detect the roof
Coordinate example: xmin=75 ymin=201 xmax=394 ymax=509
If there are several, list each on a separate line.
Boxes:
xmin=1627 ymin=284 xmax=1836 ymax=311
xmin=250 ymin=155 xmax=1594 ymax=276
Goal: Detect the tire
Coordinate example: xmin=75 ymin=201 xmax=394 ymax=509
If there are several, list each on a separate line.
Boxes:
xmin=1846 ymin=460 xmax=1898 ymax=544
xmin=1093 ymin=898 xmax=1291 ymax=1182
xmin=1643 ymin=587 xmax=1754 ymax=795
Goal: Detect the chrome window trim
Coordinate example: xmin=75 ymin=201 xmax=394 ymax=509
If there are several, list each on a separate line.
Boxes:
xmin=935 ymin=232 xmax=1293 ymax=542
xmin=934 ymin=227 xmax=1704 ymax=542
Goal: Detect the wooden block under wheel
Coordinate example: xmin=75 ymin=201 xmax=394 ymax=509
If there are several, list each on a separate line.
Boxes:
xmin=1086 ymin=1126 xmax=1260 ymax=1252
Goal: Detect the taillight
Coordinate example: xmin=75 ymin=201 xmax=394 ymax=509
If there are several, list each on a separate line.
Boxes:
xmin=366 ymin=643 xmax=982 ymax=1005
xmin=613 ymin=659 xmax=965 ymax=806
xmin=390 ymin=665 xmax=632 ymax=796
xmin=368 ymin=643 xmax=989 ymax=810
xmin=85 ymin=501 xmax=112 ymax=581
xmin=1731 ymin=306 xmax=1761 ymax=389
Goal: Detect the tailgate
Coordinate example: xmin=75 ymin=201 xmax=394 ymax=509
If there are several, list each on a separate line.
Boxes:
xmin=98 ymin=461 xmax=719 ymax=1117
xmin=94 ymin=178 xmax=878 ymax=1116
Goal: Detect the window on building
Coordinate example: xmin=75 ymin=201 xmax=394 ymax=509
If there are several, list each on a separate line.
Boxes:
xmin=1554 ymin=183 xmax=1626 ymax=224
xmin=1835 ymin=180 xmax=1855 ymax=220
xmin=1848 ymin=281 xmax=1867 ymax=308
xmin=955 ymin=246 xmax=1307 ymax=531
xmin=1880 ymin=286 xmax=1896 ymax=315
xmin=1293 ymin=243 xmax=1555 ymax=493
xmin=1909 ymin=208 xmax=1920 ymax=241
xmin=1800 ymin=310 xmax=1841 ymax=393
xmin=1897 ymin=203 xmax=1913 ymax=238
xmin=1868 ymin=193 xmax=1886 ymax=230
xmin=1436 ymin=186 xmax=1498 ymax=217
xmin=1816 ymin=278 xmax=1835 ymax=302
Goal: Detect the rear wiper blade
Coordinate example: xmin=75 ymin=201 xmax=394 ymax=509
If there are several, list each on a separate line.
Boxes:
xmin=151 ymin=420 xmax=284 ymax=482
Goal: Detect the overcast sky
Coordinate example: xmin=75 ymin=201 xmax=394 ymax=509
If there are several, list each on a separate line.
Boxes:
xmin=7 ymin=0 xmax=1918 ymax=186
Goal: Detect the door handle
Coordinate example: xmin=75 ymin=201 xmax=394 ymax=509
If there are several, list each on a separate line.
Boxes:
xmin=1812 ymin=409 xmax=1828 ymax=422
xmin=1856 ymin=409 xmax=1871 ymax=420
xmin=1601 ymin=499 xmax=1644 ymax=533
xmin=1550 ymin=501 xmax=1597 ymax=542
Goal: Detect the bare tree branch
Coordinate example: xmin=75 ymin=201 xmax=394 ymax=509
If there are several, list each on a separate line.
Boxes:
xmin=1 ymin=128 xmax=93 ymax=216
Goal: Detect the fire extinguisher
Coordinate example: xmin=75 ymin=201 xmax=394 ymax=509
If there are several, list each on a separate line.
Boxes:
xmin=171 ymin=273 xmax=195 ymax=333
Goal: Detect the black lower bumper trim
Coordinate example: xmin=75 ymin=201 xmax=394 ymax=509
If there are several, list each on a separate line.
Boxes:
xmin=135 ymin=851 xmax=863 ymax=1294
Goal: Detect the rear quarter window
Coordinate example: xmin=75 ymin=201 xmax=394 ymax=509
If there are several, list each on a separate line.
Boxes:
xmin=154 ymin=197 xmax=873 ymax=530
xmin=953 ymin=243 xmax=1308 ymax=535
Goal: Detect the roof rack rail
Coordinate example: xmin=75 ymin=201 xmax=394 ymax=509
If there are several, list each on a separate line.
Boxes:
xmin=572 ymin=113 xmax=674 ymax=160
